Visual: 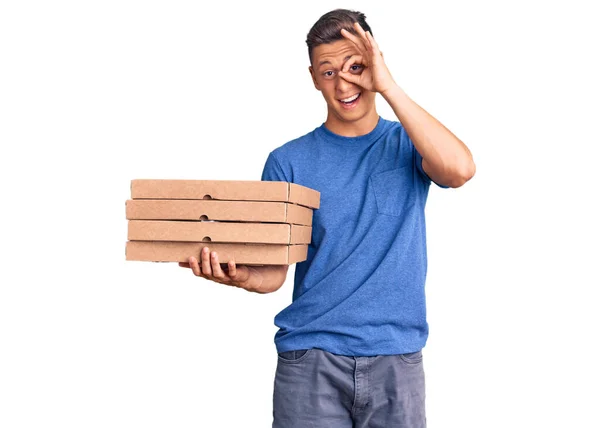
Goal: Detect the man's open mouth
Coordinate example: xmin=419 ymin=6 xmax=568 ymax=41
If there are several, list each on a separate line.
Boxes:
xmin=338 ymin=92 xmax=361 ymax=107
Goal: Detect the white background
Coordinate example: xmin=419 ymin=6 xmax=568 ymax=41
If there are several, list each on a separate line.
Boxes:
xmin=1 ymin=0 xmax=599 ymax=427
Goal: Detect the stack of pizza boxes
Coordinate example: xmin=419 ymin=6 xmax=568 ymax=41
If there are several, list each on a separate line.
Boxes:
xmin=125 ymin=179 xmax=320 ymax=265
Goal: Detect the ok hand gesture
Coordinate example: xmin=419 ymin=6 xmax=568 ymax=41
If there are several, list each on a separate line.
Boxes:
xmin=339 ymin=22 xmax=397 ymax=95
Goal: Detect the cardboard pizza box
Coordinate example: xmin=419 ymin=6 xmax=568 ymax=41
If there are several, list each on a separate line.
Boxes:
xmin=125 ymin=199 xmax=313 ymax=226
xmin=127 ymin=220 xmax=312 ymax=245
xmin=126 ymin=241 xmax=308 ymax=265
xmin=130 ymin=179 xmax=320 ymax=210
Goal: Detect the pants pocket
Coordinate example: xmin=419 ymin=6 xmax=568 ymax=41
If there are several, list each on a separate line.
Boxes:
xmin=399 ymin=350 xmax=423 ymax=364
xmin=277 ymin=348 xmax=313 ymax=364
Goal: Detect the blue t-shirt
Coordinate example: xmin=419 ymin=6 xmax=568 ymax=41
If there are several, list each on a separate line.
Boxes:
xmin=261 ymin=116 xmax=448 ymax=357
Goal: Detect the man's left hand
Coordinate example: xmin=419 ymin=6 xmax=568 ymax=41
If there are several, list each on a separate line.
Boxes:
xmin=339 ymin=22 xmax=397 ymax=95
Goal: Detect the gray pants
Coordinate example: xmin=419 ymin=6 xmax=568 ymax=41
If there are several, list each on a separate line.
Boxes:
xmin=273 ymin=348 xmax=426 ymax=428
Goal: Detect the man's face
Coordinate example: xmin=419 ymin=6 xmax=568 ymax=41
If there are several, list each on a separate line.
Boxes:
xmin=309 ymin=39 xmax=376 ymax=123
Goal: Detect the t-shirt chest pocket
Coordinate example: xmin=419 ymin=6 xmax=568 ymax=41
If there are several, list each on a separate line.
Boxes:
xmin=369 ymin=165 xmax=417 ymax=217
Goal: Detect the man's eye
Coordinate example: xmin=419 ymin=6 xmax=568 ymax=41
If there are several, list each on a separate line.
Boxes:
xmin=324 ymin=71 xmax=334 ymax=77
xmin=350 ymin=65 xmax=362 ymax=72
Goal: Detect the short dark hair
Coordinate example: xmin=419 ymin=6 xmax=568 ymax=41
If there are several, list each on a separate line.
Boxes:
xmin=306 ymin=9 xmax=373 ymax=65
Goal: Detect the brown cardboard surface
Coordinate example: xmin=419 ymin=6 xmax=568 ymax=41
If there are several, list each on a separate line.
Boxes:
xmin=126 ymin=241 xmax=308 ymax=265
xmin=131 ymin=179 xmax=320 ymax=209
xmin=289 ymin=183 xmax=321 ymax=210
xmin=127 ymin=220 xmax=312 ymax=244
xmin=125 ymin=199 xmax=313 ymax=226
xmin=287 ymin=203 xmax=313 ymax=226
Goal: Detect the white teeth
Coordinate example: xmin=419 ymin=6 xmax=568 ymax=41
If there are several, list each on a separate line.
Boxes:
xmin=341 ymin=93 xmax=360 ymax=102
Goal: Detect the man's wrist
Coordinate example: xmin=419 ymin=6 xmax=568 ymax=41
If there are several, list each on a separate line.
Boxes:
xmin=380 ymin=83 xmax=406 ymax=103
xmin=237 ymin=267 xmax=266 ymax=294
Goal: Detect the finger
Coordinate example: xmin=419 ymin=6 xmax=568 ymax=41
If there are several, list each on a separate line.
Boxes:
xmin=340 ymin=27 xmax=367 ymax=53
xmin=189 ymin=257 xmax=202 ymax=276
xmin=362 ymin=29 xmax=372 ymax=50
xmin=201 ymin=246 xmax=212 ymax=276
xmin=338 ymin=69 xmax=361 ymax=86
xmin=227 ymin=259 xmax=237 ymax=278
xmin=179 ymin=262 xmax=191 ymax=268
xmin=365 ymin=30 xmax=381 ymax=54
xmin=341 ymin=54 xmax=364 ymax=72
xmin=352 ymin=22 xmax=371 ymax=50
xmin=228 ymin=259 xmax=250 ymax=284
xmin=210 ymin=251 xmax=226 ymax=279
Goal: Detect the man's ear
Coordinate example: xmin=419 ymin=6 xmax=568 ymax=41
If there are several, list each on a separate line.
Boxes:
xmin=309 ymin=66 xmax=320 ymax=91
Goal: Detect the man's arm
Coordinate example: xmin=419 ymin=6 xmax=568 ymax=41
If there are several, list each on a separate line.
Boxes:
xmin=338 ymin=22 xmax=475 ymax=188
xmin=381 ymin=85 xmax=475 ymax=188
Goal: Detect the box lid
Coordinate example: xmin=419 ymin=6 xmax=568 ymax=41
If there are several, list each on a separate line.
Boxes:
xmin=131 ymin=179 xmax=320 ymax=209
xmin=125 ymin=199 xmax=313 ymax=226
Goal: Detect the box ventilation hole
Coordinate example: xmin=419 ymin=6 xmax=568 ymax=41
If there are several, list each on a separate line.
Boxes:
xmin=202 ymin=236 xmax=212 ymax=242
xmin=199 ymin=215 xmax=209 ymax=221
xmin=202 ymin=194 xmax=213 ymax=200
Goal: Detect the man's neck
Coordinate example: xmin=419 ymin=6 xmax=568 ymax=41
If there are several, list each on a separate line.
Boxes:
xmin=324 ymin=110 xmax=380 ymax=137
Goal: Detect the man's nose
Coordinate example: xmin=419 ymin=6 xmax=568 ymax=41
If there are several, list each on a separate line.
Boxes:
xmin=336 ymin=74 xmax=353 ymax=92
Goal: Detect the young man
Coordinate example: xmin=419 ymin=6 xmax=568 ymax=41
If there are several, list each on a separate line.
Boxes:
xmin=181 ymin=9 xmax=475 ymax=427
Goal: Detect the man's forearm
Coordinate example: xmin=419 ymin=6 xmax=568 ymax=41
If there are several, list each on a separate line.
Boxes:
xmin=381 ymin=84 xmax=475 ymax=188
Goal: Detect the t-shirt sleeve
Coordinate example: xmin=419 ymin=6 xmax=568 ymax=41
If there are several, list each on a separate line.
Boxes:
xmin=396 ymin=122 xmax=448 ymax=189
xmin=261 ymin=151 xmax=289 ymax=182
xmin=414 ymin=149 xmax=450 ymax=189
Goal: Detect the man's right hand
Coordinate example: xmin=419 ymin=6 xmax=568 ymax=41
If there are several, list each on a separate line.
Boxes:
xmin=178 ymin=246 xmax=261 ymax=292
xmin=180 ymin=246 xmax=289 ymax=294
